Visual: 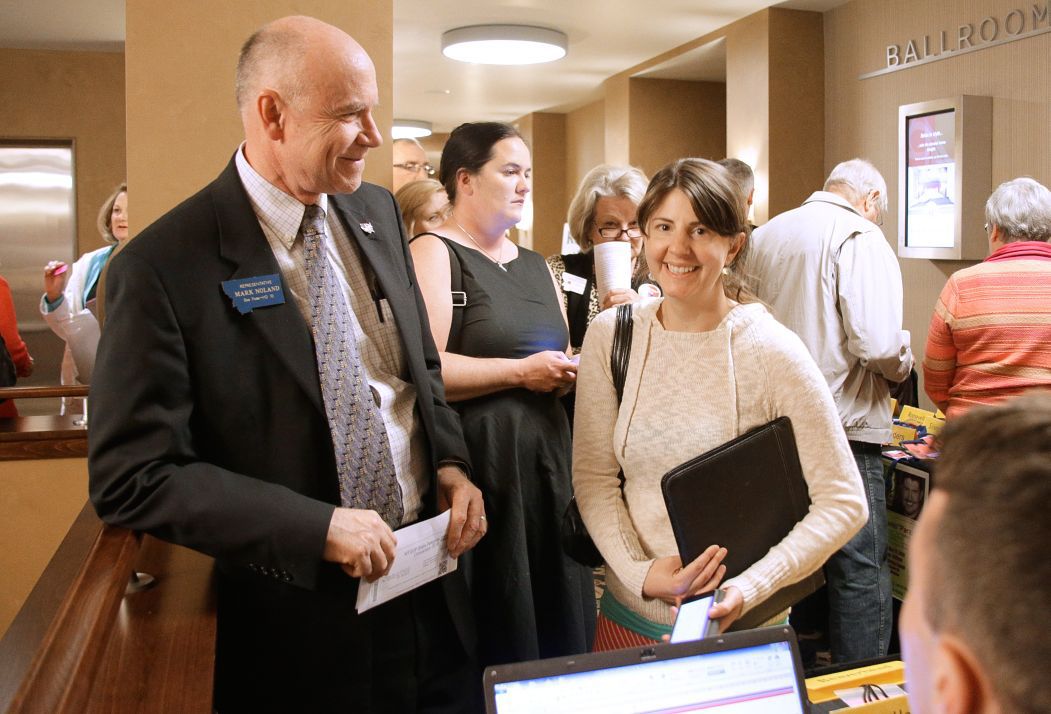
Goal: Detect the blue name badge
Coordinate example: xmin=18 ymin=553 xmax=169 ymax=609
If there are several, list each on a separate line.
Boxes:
xmin=222 ymin=273 xmax=286 ymax=315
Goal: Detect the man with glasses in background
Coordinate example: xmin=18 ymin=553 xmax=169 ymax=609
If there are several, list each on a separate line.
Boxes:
xmin=744 ymin=158 xmax=913 ymax=665
xmin=393 ymin=137 xmax=434 ymax=191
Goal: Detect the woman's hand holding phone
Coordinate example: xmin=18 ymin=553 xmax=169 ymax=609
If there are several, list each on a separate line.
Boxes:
xmin=669 ymin=589 xmax=723 ymax=643
xmin=707 ymin=585 xmax=744 ymax=633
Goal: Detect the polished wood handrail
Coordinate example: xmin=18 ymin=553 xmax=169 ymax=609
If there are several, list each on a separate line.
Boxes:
xmin=0 ymin=386 xmax=90 ymax=400
xmin=0 ymin=502 xmax=217 ymax=713
xmin=1 ymin=504 xmax=141 ymax=713
xmin=0 ymin=503 xmax=103 ymax=710
xmin=0 ymin=415 xmax=88 ymax=460
xmin=0 ymin=386 xmax=91 ymax=460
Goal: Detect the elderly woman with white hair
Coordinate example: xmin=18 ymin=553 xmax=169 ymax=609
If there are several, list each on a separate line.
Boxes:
xmin=924 ymin=176 xmax=1051 ymax=417
xmin=547 ymin=165 xmax=660 ymax=354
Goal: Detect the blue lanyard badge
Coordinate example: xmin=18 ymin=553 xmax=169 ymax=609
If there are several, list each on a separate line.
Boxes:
xmin=222 ymin=274 xmax=286 ymax=315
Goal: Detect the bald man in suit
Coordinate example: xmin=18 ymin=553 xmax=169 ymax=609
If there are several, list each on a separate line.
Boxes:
xmin=88 ymin=16 xmax=486 ymax=712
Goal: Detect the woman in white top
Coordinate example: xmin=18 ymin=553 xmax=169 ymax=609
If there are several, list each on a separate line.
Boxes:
xmin=573 ymin=158 xmax=867 ymax=649
xmin=41 ymin=183 xmax=128 ymax=410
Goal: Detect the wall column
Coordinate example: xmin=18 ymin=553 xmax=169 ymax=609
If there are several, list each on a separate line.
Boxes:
xmin=726 ymin=8 xmax=824 ymax=224
xmin=126 ymin=0 xmax=394 ymax=232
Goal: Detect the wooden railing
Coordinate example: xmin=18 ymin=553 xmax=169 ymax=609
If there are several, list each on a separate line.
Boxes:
xmin=0 ymin=388 xmax=217 ymax=712
xmin=0 ymin=504 xmax=141 ymax=711
xmin=0 ymin=386 xmax=90 ymax=461
xmin=0 ymin=507 xmax=217 ymax=713
xmin=0 ymin=386 xmax=90 ymax=400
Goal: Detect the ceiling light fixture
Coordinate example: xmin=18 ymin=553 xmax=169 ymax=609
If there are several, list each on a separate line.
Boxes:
xmin=391 ymin=120 xmax=433 ymax=140
xmin=441 ymin=25 xmax=568 ymax=65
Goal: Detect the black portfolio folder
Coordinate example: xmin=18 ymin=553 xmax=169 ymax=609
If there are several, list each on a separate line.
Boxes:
xmin=661 ymin=416 xmax=824 ymax=631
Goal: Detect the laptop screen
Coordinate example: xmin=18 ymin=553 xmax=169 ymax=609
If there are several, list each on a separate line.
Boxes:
xmin=488 ymin=630 xmax=807 ymax=714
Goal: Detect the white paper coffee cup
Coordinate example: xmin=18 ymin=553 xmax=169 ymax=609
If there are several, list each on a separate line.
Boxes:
xmin=593 ymin=241 xmax=633 ymax=301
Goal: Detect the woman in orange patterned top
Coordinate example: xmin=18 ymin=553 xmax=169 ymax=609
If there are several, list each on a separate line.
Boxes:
xmin=923 ymin=177 xmax=1051 ymax=418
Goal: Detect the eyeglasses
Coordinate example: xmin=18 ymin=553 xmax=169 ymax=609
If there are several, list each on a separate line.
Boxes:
xmin=393 ymin=162 xmax=435 ymax=177
xmin=597 ymin=225 xmax=643 ymax=240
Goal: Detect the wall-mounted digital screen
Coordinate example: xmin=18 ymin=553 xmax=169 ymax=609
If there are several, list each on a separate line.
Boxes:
xmin=904 ymin=109 xmax=956 ymax=249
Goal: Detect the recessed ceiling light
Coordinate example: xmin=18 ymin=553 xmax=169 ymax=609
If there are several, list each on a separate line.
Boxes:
xmin=392 ymin=120 xmax=433 ymax=139
xmin=441 ymin=25 xmax=568 ymax=65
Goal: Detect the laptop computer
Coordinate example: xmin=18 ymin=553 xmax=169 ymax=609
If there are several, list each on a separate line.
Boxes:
xmin=484 ymin=625 xmax=809 ymax=714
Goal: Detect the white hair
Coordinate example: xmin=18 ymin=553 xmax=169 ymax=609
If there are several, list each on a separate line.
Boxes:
xmin=824 ymin=158 xmax=888 ymax=214
xmin=235 ymin=23 xmax=308 ymax=111
xmin=566 ymin=164 xmax=649 ymax=251
xmin=985 ymin=177 xmax=1051 ymax=243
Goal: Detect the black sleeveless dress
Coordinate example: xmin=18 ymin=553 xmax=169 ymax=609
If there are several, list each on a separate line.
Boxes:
xmin=439 ymin=237 xmax=596 ymax=667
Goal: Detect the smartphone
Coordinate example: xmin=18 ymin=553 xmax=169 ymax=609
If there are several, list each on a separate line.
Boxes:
xmin=669 ymin=589 xmax=723 ymax=644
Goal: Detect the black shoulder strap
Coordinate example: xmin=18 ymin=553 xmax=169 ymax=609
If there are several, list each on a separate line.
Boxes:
xmin=609 ymin=304 xmax=632 ymax=492
xmin=409 ymin=232 xmax=465 ymax=352
xmin=610 ymin=303 xmax=633 ymax=405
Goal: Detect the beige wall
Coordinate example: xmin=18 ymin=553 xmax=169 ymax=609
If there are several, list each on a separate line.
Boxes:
xmin=825 ymin=0 xmax=1051 ymax=407
xmin=531 ymin=113 xmax=569 ymax=259
xmin=628 ymin=78 xmax=726 ymax=179
xmin=727 ymin=9 xmax=824 ymax=223
xmin=727 ymin=12 xmax=771 ymax=223
xmin=0 ymin=458 xmax=88 ymax=638
xmin=515 ymin=112 xmax=568 ymax=258
xmin=603 ymin=74 xmax=631 ymax=167
xmin=768 ymin=10 xmax=825 ymax=219
xmin=126 ymin=0 xmax=394 ymax=233
xmin=565 ymin=100 xmax=606 ymax=206
xmin=598 ymin=8 xmax=821 ymax=226
xmin=0 ymin=49 xmax=126 ymax=256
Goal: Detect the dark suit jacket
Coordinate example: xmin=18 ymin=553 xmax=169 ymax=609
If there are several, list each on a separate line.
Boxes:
xmin=88 ymin=157 xmax=475 ymax=707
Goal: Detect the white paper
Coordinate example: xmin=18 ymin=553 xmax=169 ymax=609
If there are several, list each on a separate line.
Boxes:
xmin=562 ymin=272 xmax=587 ymax=295
xmin=832 ymin=684 xmax=908 ymax=707
xmin=355 ymin=510 xmax=456 ymax=613
xmin=593 ymin=241 xmax=632 ymax=300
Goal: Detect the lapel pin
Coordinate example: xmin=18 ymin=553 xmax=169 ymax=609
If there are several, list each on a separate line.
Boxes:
xmin=359 ymin=221 xmax=374 ymax=234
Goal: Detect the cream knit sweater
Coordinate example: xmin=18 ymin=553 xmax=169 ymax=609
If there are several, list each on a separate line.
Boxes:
xmin=572 ymin=299 xmax=867 ymax=626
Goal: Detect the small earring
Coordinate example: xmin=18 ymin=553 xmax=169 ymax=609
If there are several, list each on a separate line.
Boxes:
xmin=721 ymin=266 xmax=730 ymax=276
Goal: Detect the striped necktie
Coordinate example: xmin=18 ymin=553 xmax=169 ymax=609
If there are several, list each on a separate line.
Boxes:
xmin=300 ymin=204 xmax=403 ymax=528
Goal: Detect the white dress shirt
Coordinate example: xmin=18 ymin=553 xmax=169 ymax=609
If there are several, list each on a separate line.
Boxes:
xmin=235 ymin=146 xmax=427 ymax=522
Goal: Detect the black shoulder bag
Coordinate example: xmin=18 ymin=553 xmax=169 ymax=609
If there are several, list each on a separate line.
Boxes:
xmin=561 ymin=303 xmax=633 ymax=567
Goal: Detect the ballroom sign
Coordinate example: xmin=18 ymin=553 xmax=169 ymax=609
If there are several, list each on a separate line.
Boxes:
xmin=860 ymin=2 xmax=1051 ymax=79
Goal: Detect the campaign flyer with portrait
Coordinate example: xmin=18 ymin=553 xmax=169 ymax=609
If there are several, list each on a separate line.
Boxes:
xmin=886 ymin=463 xmax=930 ymax=600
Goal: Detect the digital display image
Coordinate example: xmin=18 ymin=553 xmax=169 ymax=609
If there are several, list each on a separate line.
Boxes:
xmin=905 ymin=109 xmax=956 ymax=249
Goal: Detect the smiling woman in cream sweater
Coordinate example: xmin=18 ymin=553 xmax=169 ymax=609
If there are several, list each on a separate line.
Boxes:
xmin=572 ymin=158 xmax=867 ymax=649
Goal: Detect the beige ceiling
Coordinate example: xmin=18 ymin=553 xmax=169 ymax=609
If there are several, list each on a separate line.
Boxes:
xmin=1 ymin=0 xmax=848 ymax=134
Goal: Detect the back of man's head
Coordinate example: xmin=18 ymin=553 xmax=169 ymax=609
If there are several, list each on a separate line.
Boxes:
xmin=717 ymin=158 xmax=755 ymax=208
xmin=824 ymin=158 xmax=888 ymax=218
xmin=902 ymin=393 xmax=1051 ymax=714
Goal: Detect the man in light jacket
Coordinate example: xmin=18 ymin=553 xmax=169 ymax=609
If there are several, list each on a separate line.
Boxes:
xmin=746 ymin=158 xmax=913 ymax=663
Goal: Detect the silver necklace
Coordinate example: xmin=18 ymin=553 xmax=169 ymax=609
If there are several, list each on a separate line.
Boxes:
xmin=454 ymin=220 xmax=507 ymax=271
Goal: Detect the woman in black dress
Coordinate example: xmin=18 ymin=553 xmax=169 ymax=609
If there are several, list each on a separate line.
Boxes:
xmin=410 ymin=122 xmax=595 ymax=666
